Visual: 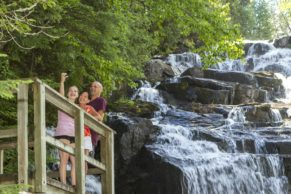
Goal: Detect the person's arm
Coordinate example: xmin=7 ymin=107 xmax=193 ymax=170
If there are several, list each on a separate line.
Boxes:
xmin=59 ymin=73 xmax=68 ymax=96
xmin=96 ymin=110 xmax=105 ymax=121
xmin=87 ymin=106 xmax=103 ymax=121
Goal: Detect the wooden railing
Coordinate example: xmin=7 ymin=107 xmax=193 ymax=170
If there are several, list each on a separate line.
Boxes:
xmin=0 ymin=79 xmax=115 ymax=194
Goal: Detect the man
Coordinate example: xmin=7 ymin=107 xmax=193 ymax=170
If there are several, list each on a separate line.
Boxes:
xmin=87 ymin=81 xmax=107 ymax=149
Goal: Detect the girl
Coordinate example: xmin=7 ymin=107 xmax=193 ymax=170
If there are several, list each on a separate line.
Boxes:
xmin=54 ymin=73 xmax=78 ymax=186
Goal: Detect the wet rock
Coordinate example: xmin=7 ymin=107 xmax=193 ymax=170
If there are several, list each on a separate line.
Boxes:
xmin=106 ymin=115 xmax=159 ymax=176
xmin=245 ymin=57 xmax=255 ymax=71
xmin=253 ymin=71 xmax=285 ymax=99
xmin=158 ymin=77 xmax=233 ymax=104
xmin=244 ymin=43 xmax=254 ymax=56
xmin=233 ymin=84 xmax=261 ymax=104
xmin=247 ymin=42 xmax=275 ymax=56
xmin=108 ymin=100 xmax=159 ymax=118
xmin=116 ymin=147 xmax=185 ymax=194
xmin=265 ymin=141 xmax=291 ymax=155
xmin=191 ymin=103 xmax=218 ymax=114
xmin=244 ymin=104 xmax=274 ymax=125
xmin=181 ymin=67 xmax=204 ymax=78
xmin=273 ymin=36 xmax=291 ymax=48
xmin=194 ymin=131 xmax=229 ymax=151
xmin=144 ymin=59 xmax=175 ymax=83
xmin=204 ymin=69 xmax=257 ymax=85
xmin=253 ymin=72 xmax=282 ymax=88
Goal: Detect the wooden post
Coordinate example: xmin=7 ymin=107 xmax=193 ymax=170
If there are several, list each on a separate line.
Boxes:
xmin=75 ymin=109 xmax=85 ymax=194
xmin=17 ymin=84 xmax=29 ymax=185
xmin=34 ymin=81 xmax=47 ymax=192
xmin=0 ymin=150 xmax=3 ymax=174
xmin=101 ymin=131 xmax=115 ymax=194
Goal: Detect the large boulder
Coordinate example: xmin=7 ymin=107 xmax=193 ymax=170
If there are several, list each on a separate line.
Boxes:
xmin=106 ymin=115 xmax=159 ymax=176
xmin=144 ymin=59 xmax=175 ymax=83
xmin=203 ymin=69 xmax=257 ymax=85
xmin=253 ymin=71 xmax=285 ymax=99
xmin=246 ymin=42 xmax=275 ymax=56
xmin=115 ymin=147 xmax=186 ymax=194
xmin=181 ymin=67 xmax=204 ymax=78
xmin=273 ymin=36 xmax=291 ymax=48
xmin=233 ymin=84 xmax=263 ymax=104
xmin=243 ymin=104 xmax=282 ymax=126
xmin=108 ymin=100 xmax=159 ymax=118
xmin=157 ymin=77 xmax=234 ymax=104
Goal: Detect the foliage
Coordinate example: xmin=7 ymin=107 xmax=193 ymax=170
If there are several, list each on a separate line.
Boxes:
xmin=0 ymin=0 xmax=59 ymax=48
xmin=1 ymin=0 xmax=243 ymax=97
xmin=277 ymin=0 xmax=291 ymax=35
xmin=0 ymin=184 xmax=31 ymax=194
xmin=225 ymin=0 xmax=274 ymax=40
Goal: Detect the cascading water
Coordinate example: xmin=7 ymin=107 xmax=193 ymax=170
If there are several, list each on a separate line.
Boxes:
xmin=167 ymin=52 xmax=202 ymax=76
xmin=130 ymin=43 xmax=291 ymax=193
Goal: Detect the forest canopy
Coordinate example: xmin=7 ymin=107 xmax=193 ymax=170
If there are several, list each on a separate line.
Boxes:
xmin=0 ymin=0 xmax=243 ymax=96
xmin=1 ymin=0 xmax=290 ymax=101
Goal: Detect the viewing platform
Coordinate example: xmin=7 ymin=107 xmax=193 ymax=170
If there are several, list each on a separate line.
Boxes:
xmin=0 ymin=79 xmax=115 ymax=194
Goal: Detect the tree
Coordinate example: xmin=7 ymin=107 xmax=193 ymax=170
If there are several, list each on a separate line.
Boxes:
xmin=224 ymin=0 xmax=274 ymax=40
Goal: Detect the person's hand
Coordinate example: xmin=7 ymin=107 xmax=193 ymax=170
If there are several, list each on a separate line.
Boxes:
xmin=60 ymin=73 xmax=68 ymax=83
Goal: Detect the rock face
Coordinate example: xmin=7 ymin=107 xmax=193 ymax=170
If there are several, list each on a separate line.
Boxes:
xmin=244 ymin=104 xmax=274 ymax=124
xmin=247 ymin=42 xmax=275 ymax=56
xmin=157 ymin=69 xmax=283 ymax=105
xmin=119 ymin=148 xmax=186 ymax=194
xmin=157 ymin=76 xmax=233 ymax=104
xmin=274 ymin=36 xmax=291 ymax=48
xmin=204 ymin=69 xmax=257 ymax=85
xmin=144 ymin=59 xmax=175 ymax=83
xmin=106 ymin=116 xmax=159 ymax=193
xmin=108 ymin=100 xmax=159 ymax=118
xmin=110 ymin=50 xmax=291 ymax=194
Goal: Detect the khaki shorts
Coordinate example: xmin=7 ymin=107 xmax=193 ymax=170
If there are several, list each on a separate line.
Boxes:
xmin=84 ymin=136 xmax=93 ymax=151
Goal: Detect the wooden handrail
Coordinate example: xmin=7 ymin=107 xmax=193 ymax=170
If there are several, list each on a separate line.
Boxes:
xmin=34 ymin=78 xmax=115 ymax=194
xmin=35 ymin=78 xmax=115 ymax=135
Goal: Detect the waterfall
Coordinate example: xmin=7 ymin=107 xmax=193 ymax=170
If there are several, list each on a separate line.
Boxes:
xmin=131 ymin=80 xmax=170 ymax=117
xmin=271 ymin=109 xmax=283 ymax=124
xmin=132 ymin=89 xmax=288 ymax=193
xmin=247 ymin=42 xmax=275 ymax=56
xmin=123 ymin=40 xmax=291 ymax=194
xmin=214 ymin=60 xmax=246 ymax=72
xmin=167 ymin=52 xmax=202 ymax=76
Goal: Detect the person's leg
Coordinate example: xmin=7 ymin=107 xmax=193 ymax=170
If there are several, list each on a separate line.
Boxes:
xmin=69 ymin=143 xmax=76 ymax=186
xmin=58 ymin=139 xmax=70 ymax=184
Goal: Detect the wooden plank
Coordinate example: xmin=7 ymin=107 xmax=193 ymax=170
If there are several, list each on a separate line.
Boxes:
xmin=84 ymin=114 xmax=105 ymax=137
xmin=84 ymin=113 xmax=115 ymax=135
xmin=46 ymin=136 xmax=75 ymax=155
xmin=45 ymin=87 xmax=77 ymax=117
xmin=106 ymin=131 xmax=115 ymax=194
xmin=0 ymin=141 xmax=34 ymax=150
xmin=33 ymin=81 xmax=47 ymax=192
xmin=0 ymin=129 xmax=17 ymax=138
xmin=47 ymin=177 xmax=75 ymax=194
xmin=85 ymin=155 xmax=106 ymax=172
xmin=0 ymin=150 xmax=3 ymax=174
xmin=47 ymin=168 xmax=103 ymax=179
xmin=100 ymin=135 xmax=107 ymax=194
xmin=17 ymin=83 xmax=29 ymax=185
xmin=101 ymin=131 xmax=115 ymax=194
xmin=75 ymin=110 xmax=85 ymax=194
xmin=0 ymin=173 xmax=17 ymax=184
